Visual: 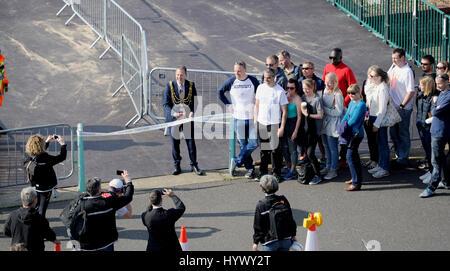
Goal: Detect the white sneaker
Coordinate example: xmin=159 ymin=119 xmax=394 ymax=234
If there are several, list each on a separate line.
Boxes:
xmin=367 ymin=161 xmax=378 ymax=170
xmin=372 ymin=169 xmax=390 ymax=178
xmin=422 ymin=174 xmax=432 ymax=184
xmin=368 ymin=165 xmax=381 ymax=174
xmin=324 ymin=170 xmax=338 ymax=180
xmin=419 ymin=171 xmax=431 ymax=181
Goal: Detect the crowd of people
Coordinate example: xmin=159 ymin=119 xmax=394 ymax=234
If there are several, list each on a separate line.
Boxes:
xmin=219 ymin=47 xmax=449 ymax=195
xmin=3 ymin=47 xmax=450 ymax=251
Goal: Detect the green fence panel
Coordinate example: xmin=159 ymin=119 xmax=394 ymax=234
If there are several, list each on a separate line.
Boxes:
xmin=327 ymin=0 xmax=450 ymax=65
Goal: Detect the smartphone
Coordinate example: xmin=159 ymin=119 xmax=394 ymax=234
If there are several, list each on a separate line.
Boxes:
xmin=116 ymin=170 xmax=124 ymax=176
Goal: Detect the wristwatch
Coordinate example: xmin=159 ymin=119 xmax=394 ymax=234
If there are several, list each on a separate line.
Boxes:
xmin=399 ymin=104 xmax=405 ymax=109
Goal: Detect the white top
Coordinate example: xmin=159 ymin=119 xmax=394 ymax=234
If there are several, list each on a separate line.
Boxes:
xmin=387 ymin=63 xmax=415 ymax=110
xmin=230 ymin=77 xmax=257 ymax=120
xmin=365 ymin=82 xmax=389 ymax=128
xmin=116 ymin=206 xmax=129 ymax=217
xmin=255 ymin=83 xmax=288 ymax=125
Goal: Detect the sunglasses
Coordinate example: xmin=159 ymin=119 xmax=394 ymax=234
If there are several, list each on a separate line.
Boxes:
xmin=420 ymin=62 xmax=431 ymax=66
xmin=329 ymin=56 xmax=337 ymax=60
xmin=348 ymin=92 xmax=358 ymax=95
xmin=436 ymin=66 xmax=445 ymax=70
xmin=286 ymin=87 xmax=296 ymax=90
xmin=302 ymin=67 xmax=312 ymax=70
xmin=265 ymin=63 xmax=274 ymax=67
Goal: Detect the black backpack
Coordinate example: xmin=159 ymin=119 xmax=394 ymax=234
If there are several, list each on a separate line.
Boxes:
xmin=25 ymin=157 xmax=41 ymax=186
xmin=60 ymin=193 xmax=88 ymax=241
xmin=297 ymin=162 xmax=315 ymax=184
xmin=268 ymin=198 xmax=294 ymax=240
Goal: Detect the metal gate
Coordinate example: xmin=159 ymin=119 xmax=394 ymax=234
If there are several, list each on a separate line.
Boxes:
xmin=146 ymin=67 xmax=262 ymax=123
xmin=0 ymin=124 xmax=75 ymax=188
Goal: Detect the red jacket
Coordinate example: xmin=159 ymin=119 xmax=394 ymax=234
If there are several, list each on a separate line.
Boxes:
xmin=323 ymin=62 xmax=357 ymax=107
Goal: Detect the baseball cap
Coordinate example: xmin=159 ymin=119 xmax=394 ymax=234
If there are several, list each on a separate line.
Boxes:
xmin=109 ymin=178 xmax=124 ymax=192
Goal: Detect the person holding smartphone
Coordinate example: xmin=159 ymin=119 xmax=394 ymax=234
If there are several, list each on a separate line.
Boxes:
xmin=141 ymin=188 xmax=186 ymax=251
xmin=24 ymin=134 xmax=66 ymax=218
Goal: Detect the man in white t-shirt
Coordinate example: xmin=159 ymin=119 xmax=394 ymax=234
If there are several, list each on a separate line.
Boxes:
xmin=254 ymin=68 xmax=288 ymax=181
xmin=218 ymin=60 xmax=260 ymax=179
xmin=387 ymin=48 xmax=416 ymax=167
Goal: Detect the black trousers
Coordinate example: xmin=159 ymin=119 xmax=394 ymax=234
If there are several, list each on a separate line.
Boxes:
xmin=36 ymin=190 xmax=52 ymax=218
xmin=170 ymin=123 xmax=197 ymax=168
xmin=258 ymin=123 xmax=282 ymax=176
xmin=302 ymin=136 xmax=321 ymax=176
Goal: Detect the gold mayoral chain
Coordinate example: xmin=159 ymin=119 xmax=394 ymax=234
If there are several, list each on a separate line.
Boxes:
xmin=170 ymin=81 xmax=193 ymax=105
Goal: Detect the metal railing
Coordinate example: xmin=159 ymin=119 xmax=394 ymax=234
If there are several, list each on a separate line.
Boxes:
xmin=57 ymin=0 xmax=149 ymax=127
xmin=327 ymin=0 xmax=450 ymax=65
xmin=0 ymin=124 xmax=75 ymax=188
xmin=146 ymin=67 xmax=262 ymax=123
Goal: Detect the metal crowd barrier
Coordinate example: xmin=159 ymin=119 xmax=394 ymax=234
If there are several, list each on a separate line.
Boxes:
xmin=0 ymin=124 xmax=75 ymax=188
xmin=57 ymin=0 xmax=149 ymax=127
xmin=327 ymin=0 xmax=450 ymax=65
xmin=146 ymin=67 xmax=262 ymax=124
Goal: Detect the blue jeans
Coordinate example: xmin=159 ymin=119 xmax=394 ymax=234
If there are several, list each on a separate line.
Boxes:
xmin=322 ymin=135 xmax=339 ymax=170
xmin=262 ymin=239 xmax=292 ymax=251
xmin=389 ymin=108 xmax=412 ymax=164
xmin=377 ymin=127 xmax=390 ymax=171
xmin=234 ymin=119 xmax=258 ymax=170
xmin=428 ymin=136 xmax=450 ymax=191
xmin=346 ymin=136 xmax=363 ymax=186
xmin=281 ymin=117 xmax=298 ymax=167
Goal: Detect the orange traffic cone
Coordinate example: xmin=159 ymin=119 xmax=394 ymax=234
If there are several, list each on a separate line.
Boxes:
xmin=303 ymin=212 xmax=323 ymax=251
xmin=179 ymin=225 xmax=188 ymax=251
xmin=54 ymin=243 xmax=61 ymax=251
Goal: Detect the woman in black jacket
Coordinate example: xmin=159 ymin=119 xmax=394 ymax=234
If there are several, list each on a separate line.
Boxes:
xmin=24 ymin=134 xmax=67 ymax=218
xmin=252 ymin=175 xmax=297 ymax=251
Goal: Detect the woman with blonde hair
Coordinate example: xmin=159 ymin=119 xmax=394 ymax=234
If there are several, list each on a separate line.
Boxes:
xmin=24 ymin=134 xmax=66 ymax=218
xmin=416 ymin=76 xmax=439 ymax=182
xmin=436 ymin=61 xmax=450 ymax=77
xmin=320 ymin=73 xmax=344 ymax=180
xmin=364 ymin=65 xmax=391 ymax=179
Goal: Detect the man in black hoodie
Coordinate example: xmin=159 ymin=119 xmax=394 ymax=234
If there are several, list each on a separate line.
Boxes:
xmin=76 ymin=171 xmax=134 ymax=251
xmin=4 ymin=187 xmax=60 ymax=251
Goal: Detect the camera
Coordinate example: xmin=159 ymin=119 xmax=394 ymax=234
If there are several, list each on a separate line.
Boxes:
xmin=53 ymin=135 xmax=58 ymax=139
xmin=116 ymin=170 xmax=124 ymax=176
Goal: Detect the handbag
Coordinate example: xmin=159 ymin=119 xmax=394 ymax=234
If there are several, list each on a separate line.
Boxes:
xmin=337 ymin=104 xmax=363 ymax=145
xmin=380 ymin=97 xmax=402 ymax=127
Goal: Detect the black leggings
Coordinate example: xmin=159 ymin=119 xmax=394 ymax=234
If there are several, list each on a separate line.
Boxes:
xmin=36 ymin=190 xmax=52 ymax=218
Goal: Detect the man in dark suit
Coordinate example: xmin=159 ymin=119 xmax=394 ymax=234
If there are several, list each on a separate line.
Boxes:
xmin=163 ymin=65 xmax=203 ymax=175
xmin=141 ymin=189 xmax=186 ymax=251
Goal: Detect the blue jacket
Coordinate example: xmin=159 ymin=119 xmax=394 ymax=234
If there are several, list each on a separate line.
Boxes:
xmin=342 ymin=100 xmax=366 ymax=138
xmin=430 ymin=90 xmax=450 ymax=138
xmin=261 ymin=68 xmax=287 ymax=90
xmin=298 ymin=74 xmax=325 ymax=96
